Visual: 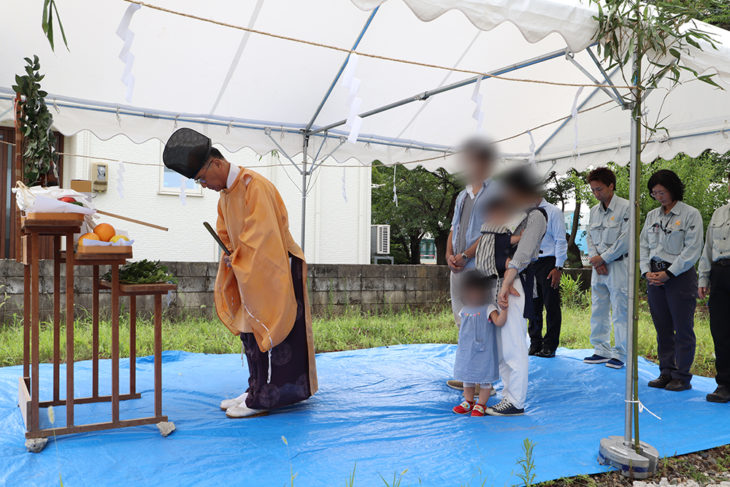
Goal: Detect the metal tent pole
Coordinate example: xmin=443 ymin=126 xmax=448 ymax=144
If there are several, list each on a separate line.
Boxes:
xmin=301 ymin=134 xmax=309 ymax=252
xmin=625 ymin=58 xmax=640 ymax=448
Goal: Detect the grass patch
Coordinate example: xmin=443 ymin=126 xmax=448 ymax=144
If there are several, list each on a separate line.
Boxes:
xmin=0 ymin=304 xmax=717 ymax=377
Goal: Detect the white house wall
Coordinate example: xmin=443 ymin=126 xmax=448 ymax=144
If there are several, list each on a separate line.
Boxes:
xmin=61 ymin=132 xmax=371 ymax=264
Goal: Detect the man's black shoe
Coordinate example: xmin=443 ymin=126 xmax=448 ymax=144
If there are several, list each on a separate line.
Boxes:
xmin=707 ymin=385 xmax=730 ymax=403
xmin=528 ymin=345 xmax=541 ymax=356
xmin=535 ymin=349 xmax=556 ymax=358
xmin=665 ymin=379 xmax=691 ymax=392
xmin=648 ymin=375 xmax=672 ymax=389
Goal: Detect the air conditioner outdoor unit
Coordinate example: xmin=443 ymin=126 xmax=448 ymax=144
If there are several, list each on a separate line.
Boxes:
xmin=371 ymin=225 xmax=390 ymax=255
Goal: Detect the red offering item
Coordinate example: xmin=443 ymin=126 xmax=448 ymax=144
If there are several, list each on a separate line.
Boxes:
xmin=58 ymin=197 xmax=76 ymax=203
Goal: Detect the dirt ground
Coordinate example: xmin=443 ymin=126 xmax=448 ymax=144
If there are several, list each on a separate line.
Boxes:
xmin=541 ymin=446 xmax=730 ymax=487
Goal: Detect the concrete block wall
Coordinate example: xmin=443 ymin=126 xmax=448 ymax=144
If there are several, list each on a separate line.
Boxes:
xmin=307 ymin=264 xmax=450 ymax=316
xmin=0 ymin=259 xmax=591 ymax=322
xmin=0 ymin=260 xmax=451 ymax=322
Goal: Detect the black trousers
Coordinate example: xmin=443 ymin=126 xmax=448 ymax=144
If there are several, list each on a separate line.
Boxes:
xmin=647 ymin=267 xmax=697 ymax=383
xmin=709 ymin=264 xmax=730 ymax=388
xmin=240 ymin=256 xmax=313 ymax=410
xmin=528 ymin=256 xmax=562 ymax=351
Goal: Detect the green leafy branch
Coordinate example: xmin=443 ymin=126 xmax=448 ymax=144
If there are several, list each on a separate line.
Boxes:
xmin=11 ymin=56 xmax=58 ymax=186
xmin=101 ymin=260 xmax=177 ymax=284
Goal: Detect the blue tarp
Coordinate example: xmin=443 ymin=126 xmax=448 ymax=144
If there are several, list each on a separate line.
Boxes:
xmin=1 ymin=345 xmax=729 ymax=487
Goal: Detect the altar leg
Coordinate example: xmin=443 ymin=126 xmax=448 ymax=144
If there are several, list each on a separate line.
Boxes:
xmin=92 ymin=265 xmax=99 ymax=398
xmin=111 ymin=264 xmax=120 ymax=423
xmin=30 ymin=233 xmax=40 ymax=432
xmin=154 ymin=294 xmax=162 ymax=418
xmin=65 ymin=233 xmax=75 ymax=426
xmin=129 ymin=295 xmax=136 ymax=395
xmin=30 ymin=233 xmax=40 ymax=431
xmin=22 ymin=260 xmax=30 ymax=381
xmin=53 ymin=236 xmax=61 ymax=403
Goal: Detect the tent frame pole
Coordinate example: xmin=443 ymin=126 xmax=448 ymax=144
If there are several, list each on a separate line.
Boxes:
xmin=305 ymin=8 xmax=379 ymax=132
xmin=301 ymin=134 xmax=309 ymax=252
xmin=587 ymin=46 xmax=627 ymax=108
xmin=564 ymin=52 xmax=625 ymax=107
xmin=625 ymin=68 xmax=640 ymax=449
xmin=308 ymin=46 xmax=576 ymax=136
xmin=265 ymin=130 xmax=303 ymax=175
xmin=534 ymin=66 xmax=622 ymax=156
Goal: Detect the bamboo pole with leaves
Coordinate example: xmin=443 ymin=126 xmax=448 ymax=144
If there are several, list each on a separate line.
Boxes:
xmin=590 ymin=0 xmax=723 ymax=454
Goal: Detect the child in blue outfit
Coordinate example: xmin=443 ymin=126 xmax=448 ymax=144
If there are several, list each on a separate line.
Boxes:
xmin=452 ymin=271 xmax=507 ymax=417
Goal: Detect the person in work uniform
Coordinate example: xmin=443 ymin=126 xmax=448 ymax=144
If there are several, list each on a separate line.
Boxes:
xmin=163 ymin=128 xmax=317 ymax=418
xmin=583 ymin=167 xmax=630 ymax=369
xmin=698 ymin=175 xmax=730 ymax=403
xmin=640 ymin=169 xmax=703 ymax=392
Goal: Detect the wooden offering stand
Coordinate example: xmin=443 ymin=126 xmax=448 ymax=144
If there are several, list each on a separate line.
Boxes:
xmin=19 ymin=213 xmax=176 ymax=452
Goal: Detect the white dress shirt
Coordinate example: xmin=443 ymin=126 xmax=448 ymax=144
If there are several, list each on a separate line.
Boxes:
xmin=537 ymin=199 xmax=568 ymax=268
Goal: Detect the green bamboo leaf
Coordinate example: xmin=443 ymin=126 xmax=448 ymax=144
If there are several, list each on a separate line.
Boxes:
xmin=41 ymin=0 xmax=50 ymax=32
xmin=48 ymin=11 xmax=56 ymax=51
xmin=52 ymin=1 xmax=69 ymax=49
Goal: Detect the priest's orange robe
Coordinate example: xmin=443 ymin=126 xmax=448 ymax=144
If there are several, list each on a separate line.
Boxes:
xmin=214 ymin=168 xmax=317 ymax=404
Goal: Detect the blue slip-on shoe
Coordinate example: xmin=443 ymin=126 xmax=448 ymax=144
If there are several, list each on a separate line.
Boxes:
xmin=583 ymin=354 xmax=610 ymax=364
xmin=605 ymin=358 xmax=625 ymax=369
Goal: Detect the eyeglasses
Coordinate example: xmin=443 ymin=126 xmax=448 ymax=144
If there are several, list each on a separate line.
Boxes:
xmin=650 ymin=190 xmax=668 ymax=198
xmin=194 ymin=161 xmax=212 ymax=184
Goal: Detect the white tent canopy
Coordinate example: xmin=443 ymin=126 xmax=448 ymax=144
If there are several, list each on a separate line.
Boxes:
xmin=1 ymin=0 xmax=729 ymax=177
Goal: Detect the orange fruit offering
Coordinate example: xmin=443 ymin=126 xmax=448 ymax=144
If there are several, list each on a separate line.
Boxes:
xmin=93 ymin=223 xmax=116 ymax=242
xmin=78 ymin=233 xmax=100 ymax=246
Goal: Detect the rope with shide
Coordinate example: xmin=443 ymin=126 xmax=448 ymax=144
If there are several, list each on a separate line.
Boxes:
xmin=121 ymin=0 xmax=637 ymax=92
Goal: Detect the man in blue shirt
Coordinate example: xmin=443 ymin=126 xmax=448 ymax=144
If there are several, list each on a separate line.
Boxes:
xmin=528 ymin=198 xmax=568 ymax=358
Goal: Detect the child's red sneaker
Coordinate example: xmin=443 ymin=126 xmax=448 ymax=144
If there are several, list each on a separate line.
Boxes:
xmin=453 ymin=400 xmax=475 ymax=414
xmin=471 ymin=404 xmax=487 ymax=417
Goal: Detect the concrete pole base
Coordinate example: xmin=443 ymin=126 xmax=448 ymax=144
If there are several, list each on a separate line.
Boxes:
xmin=599 ymin=436 xmax=659 ymax=479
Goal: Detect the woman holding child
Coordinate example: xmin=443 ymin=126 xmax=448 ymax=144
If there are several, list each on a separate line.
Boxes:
xmin=452 ymin=167 xmax=547 ymax=417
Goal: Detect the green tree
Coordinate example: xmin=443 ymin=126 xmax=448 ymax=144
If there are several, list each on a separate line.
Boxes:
xmin=371 ymin=162 xmax=461 ymax=264
xmin=544 ymin=169 xmax=597 ymax=267
xmin=668 ymin=0 xmax=730 ymax=30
